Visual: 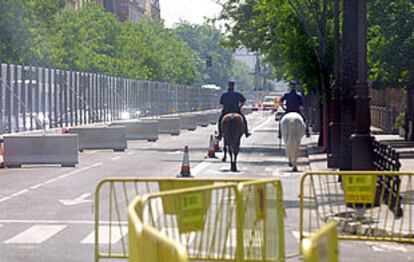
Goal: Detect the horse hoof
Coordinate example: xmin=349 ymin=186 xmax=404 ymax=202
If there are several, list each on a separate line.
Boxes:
xmin=222 ymin=158 xmax=226 ymax=162
xmin=292 ymin=167 xmax=298 ymax=172
xmin=288 ymin=162 xmax=292 ymax=167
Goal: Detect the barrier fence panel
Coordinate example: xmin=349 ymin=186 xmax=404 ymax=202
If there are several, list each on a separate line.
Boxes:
xmin=127 ymin=178 xmax=285 ymax=262
xmin=0 ymin=62 xmax=221 ymax=134
xmin=300 ymin=172 xmax=414 ymax=245
xmin=128 ymin=197 xmax=188 ymax=262
xmin=301 ymin=221 xmax=338 ymax=262
xmin=94 ymin=178 xmax=251 ymax=262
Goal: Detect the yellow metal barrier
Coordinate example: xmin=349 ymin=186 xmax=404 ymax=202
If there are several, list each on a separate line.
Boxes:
xmin=300 ymin=171 xmax=414 ymax=245
xmin=128 ymin=197 xmax=188 ymax=262
xmin=94 ymin=178 xmax=251 ymax=261
xmin=301 ymin=221 xmax=338 ymax=262
xmin=128 ymin=178 xmax=285 ymax=261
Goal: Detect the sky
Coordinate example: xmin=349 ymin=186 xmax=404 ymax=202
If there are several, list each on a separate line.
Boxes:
xmin=159 ymin=0 xmax=222 ymax=27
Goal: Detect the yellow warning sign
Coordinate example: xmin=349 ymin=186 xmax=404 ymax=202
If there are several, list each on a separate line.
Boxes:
xmin=178 ymin=192 xmax=205 ymax=233
xmin=343 ymin=175 xmax=377 ymax=204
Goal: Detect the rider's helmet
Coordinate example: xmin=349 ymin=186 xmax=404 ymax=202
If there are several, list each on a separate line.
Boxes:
xmin=228 ymin=80 xmax=236 ymax=91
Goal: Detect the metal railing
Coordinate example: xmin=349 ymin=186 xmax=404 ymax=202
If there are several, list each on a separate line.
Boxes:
xmin=373 ymin=140 xmax=401 ymax=171
xmin=94 ymin=178 xmax=251 ymax=261
xmin=0 ymin=63 xmax=221 ymax=134
xmin=128 ymin=178 xmax=285 ymax=261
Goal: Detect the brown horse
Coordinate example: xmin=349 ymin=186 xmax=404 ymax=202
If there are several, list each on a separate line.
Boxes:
xmin=221 ymin=113 xmax=245 ymax=172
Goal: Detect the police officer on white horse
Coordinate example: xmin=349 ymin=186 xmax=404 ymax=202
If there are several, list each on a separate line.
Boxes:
xmin=278 ymin=80 xmax=310 ymax=138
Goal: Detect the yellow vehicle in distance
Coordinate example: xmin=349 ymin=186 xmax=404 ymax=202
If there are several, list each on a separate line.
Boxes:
xmin=262 ymin=95 xmax=280 ymax=111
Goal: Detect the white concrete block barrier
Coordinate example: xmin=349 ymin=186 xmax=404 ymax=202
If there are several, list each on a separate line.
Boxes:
xmin=68 ymin=126 xmax=127 ymax=152
xmin=178 ymin=115 xmax=197 ymax=131
xmin=196 ymin=113 xmax=210 ymax=127
xmin=110 ymin=120 xmax=158 ymax=142
xmin=3 ymin=134 xmax=79 ymax=167
xmin=158 ymin=118 xmax=180 ymax=136
xmin=207 ymin=111 xmax=221 ymax=125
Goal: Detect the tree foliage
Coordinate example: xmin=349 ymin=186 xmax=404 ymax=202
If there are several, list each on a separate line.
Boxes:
xmin=0 ymin=3 xmax=200 ymax=84
xmin=368 ymin=0 xmax=414 ymax=88
xmin=231 ymin=60 xmax=254 ymax=91
xmin=174 ymin=23 xmax=234 ymax=88
xmin=216 ymin=0 xmax=334 ymax=94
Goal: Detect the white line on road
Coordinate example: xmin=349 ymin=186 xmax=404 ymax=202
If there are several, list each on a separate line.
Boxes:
xmin=0 ymin=163 xmax=103 ymax=205
xmin=0 ymin=219 xmax=127 ymax=225
xmin=252 ymin=116 xmax=275 ymax=133
xmin=111 ymin=156 xmax=122 ymax=161
xmin=127 ymin=152 xmax=135 ymax=156
xmin=81 ymin=226 xmax=128 ymax=244
xmin=5 ymin=225 xmax=66 ymax=244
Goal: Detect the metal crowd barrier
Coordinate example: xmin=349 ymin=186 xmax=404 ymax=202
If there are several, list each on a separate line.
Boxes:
xmin=128 ymin=197 xmax=188 ymax=262
xmin=301 ymin=221 xmax=338 ymax=262
xmin=300 ymin=171 xmax=414 ymax=246
xmin=128 ymin=178 xmax=285 ymax=262
xmin=94 ymin=178 xmax=251 ymax=261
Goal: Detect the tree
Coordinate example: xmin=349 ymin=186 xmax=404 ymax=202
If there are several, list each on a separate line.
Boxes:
xmin=231 ymin=60 xmax=254 ymax=92
xmin=216 ymin=0 xmax=334 ymax=147
xmin=174 ymin=23 xmax=234 ymax=88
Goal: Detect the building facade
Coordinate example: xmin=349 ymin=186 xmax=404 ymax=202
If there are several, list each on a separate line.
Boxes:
xmin=65 ymin=0 xmax=160 ymax=22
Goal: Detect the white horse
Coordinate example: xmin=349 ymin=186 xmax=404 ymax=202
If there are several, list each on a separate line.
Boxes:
xmin=281 ymin=112 xmax=306 ymax=171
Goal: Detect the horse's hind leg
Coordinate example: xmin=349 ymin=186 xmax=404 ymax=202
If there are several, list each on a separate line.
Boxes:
xmin=222 ymin=143 xmax=227 ymax=162
xmin=232 ymin=152 xmax=238 ymax=172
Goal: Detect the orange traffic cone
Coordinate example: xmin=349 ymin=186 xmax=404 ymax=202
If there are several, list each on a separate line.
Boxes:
xmin=207 ymin=135 xmax=217 ymax=158
xmin=213 ymin=132 xmax=221 ymax=152
xmin=179 ymin=145 xmax=192 ymax=177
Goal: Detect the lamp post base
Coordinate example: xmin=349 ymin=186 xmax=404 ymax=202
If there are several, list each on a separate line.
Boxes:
xmin=350 ymin=133 xmax=375 ymax=170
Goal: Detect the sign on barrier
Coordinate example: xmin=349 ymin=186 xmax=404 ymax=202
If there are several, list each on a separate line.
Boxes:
xmin=94 ymin=178 xmax=251 ymax=262
xmin=300 ymin=171 xmax=414 ymax=245
xmin=128 ymin=178 xmax=285 ymax=262
xmin=301 ymin=221 xmax=338 ymax=262
xmin=343 ymin=174 xmax=377 ymax=204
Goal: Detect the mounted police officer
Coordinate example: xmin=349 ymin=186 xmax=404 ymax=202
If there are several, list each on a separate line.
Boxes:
xmin=278 ymin=80 xmax=310 ymax=138
xmin=216 ymin=80 xmax=251 ymax=140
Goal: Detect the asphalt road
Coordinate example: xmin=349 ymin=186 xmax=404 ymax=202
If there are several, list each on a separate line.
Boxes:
xmin=0 ymin=111 xmax=412 ymax=261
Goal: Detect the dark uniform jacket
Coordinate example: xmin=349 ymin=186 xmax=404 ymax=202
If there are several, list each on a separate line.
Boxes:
xmin=220 ymin=90 xmax=246 ymax=113
xmin=280 ymin=90 xmax=304 ymax=113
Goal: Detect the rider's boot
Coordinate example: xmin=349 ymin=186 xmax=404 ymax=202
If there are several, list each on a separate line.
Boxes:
xmin=278 ymin=122 xmax=282 ymax=139
xmin=244 ymin=126 xmax=251 ymax=138
xmin=306 ymin=125 xmax=311 ymax=138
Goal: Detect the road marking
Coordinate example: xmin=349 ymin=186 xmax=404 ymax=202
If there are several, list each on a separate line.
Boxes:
xmin=272 ymin=171 xmax=291 ymax=177
xmin=291 ymin=231 xmax=301 ymax=242
xmin=0 ymin=163 xmax=102 ymax=205
xmin=59 ymin=193 xmax=93 ymax=206
xmin=29 ymin=163 xmax=102 ymax=190
xmin=166 ymin=150 xmax=182 ymax=155
xmin=252 ymin=116 xmax=274 ymax=133
xmin=111 ymin=156 xmax=122 ymax=161
xmin=367 ymin=242 xmax=408 ymax=253
xmin=81 ymin=226 xmax=128 ymax=244
xmin=191 ymin=161 xmax=212 ymax=176
xmin=127 ymin=152 xmax=134 ymax=156
xmin=5 ymin=225 xmax=66 ymax=244
xmin=0 ymin=219 xmax=127 ymax=225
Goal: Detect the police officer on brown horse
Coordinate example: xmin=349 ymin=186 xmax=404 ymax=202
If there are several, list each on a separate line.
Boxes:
xmin=216 ymin=80 xmax=251 ymax=140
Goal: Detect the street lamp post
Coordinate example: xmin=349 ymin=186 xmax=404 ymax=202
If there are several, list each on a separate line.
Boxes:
xmin=328 ymin=0 xmax=341 ymax=168
xmin=350 ymin=0 xmax=375 ymax=170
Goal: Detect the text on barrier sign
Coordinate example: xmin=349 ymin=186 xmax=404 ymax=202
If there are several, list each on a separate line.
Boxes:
xmin=343 ymin=175 xmax=377 ymax=204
